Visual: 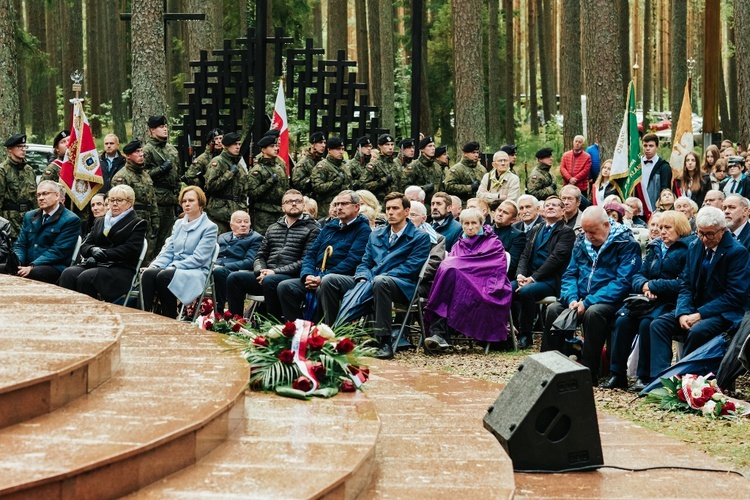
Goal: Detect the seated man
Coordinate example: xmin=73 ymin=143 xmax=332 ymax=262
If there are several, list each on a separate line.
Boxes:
xmin=540 ymin=206 xmax=641 ymax=384
xmin=212 ymin=210 xmax=263 ymax=313
xmin=1 ymin=180 xmax=80 ymax=283
xmin=408 ymin=200 xmax=446 ymax=297
xmin=561 ymin=185 xmax=583 ymax=233
xmin=319 ymin=192 xmax=431 ymax=359
xmin=649 ymin=206 xmax=750 ymax=379
xmin=512 ymin=196 xmax=575 ymax=349
xmin=226 ymin=190 xmax=320 ymax=319
xmin=277 ymin=190 xmax=371 ymax=322
xmin=723 ymin=194 xmax=750 ymax=251
xmin=430 ymin=191 xmax=463 ymax=251
xmin=467 ymin=197 xmax=492 ymax=225
xmin=492 ymin=200 xmax=526 ymax=278
xmin=512 ymin=194 xmax=543 ymax=233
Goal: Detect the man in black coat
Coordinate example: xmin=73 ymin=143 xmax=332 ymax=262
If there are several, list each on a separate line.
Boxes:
xmin=511 ymin=196 xmax=576 ymax=349
xmin=723 ymin=194 xmax=750 ymax=251
xmin=492 ymin=200 xmax=526 ymax=278
xmin=99 ymin=134 xmax=126 ymax=194
xmin=512 ymin=194 xmax=544 ymax=233
xmin=640 ymin=133 xmax=672 ymax=215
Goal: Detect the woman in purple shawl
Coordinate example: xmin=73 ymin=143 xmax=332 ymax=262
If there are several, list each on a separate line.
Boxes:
xmin=424 ymin=208 xmax=512 ymax=350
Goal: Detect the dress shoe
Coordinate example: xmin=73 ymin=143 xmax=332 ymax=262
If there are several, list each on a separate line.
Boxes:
xmin=517 ymin=335 xmax=531 ymax=349
xmin=601 ymin=375 xmax=628 ymax=390
xmin=424 ymin=335 xmax=449 ymax=351
xmin=374 ymin=341 xmax=394 ymax=360
xmin=629 ymin=378 xmax=648 ymax=393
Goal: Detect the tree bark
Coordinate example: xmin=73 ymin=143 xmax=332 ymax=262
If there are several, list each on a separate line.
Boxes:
xmin=368 ymin=0 xmax=382 ymax=107
xmin=27 ymin=0 xmax=56 ymax=141
xmin=327 ymin=0 xmax=348 ymax=58
xmin=727 ymin=13 xmax=738 ymax=138
xmin=642 ymin=0 xmax=653 ymax=131
xmin=107 ymin=0 xmax=127 ymax=140
xmin=355 ymin=0 xmax=369 ymax=89
xmin=560 ymin=0 xmax=582 ymax=149
xmin=0 ymin=0 xmax=20 ymax=147
xmin=487 ymin=0 xmax=502 ymax=149
xmin=313 ymin=0 xmax=323 ymax=47
xmin=61 ymin=0 xmax=83 ymax=128
xmin=379 ymin=0 xmax=395 ymax=132
xmin=419 ymin=3 xmax=432 ymax=135
xmin=503 ymin=0 xmax=514 ymax=143
xmin=528 ymin=0 xmax=538 ymax=134
xmin=452 ymin=0 xmax=487 ymax=147
xmin=13 ymin=0 xmax=29 ymax=130
xmin=582 ymin=0 xmax=623 ymax=158
xmin=617 ymin=0 xmax=630 ymax=97
xmin=86 ymin=0 xmax=102 ymax=136
xmin=536 ymin=0 xmax=553 ymax=123
xmin=670 ymin=0 xmax=686 ymax=142
xmin=131 ymin=0 xmax=168 ymax=141
xmin=735 ymin=0 xmax=750 ymax=146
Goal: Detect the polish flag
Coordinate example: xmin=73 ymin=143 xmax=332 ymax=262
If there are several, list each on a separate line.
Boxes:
xmin=271 ymin=82 xmax=290 ymax=175
xmin=60 ymin=99 xmax=103 ymax=210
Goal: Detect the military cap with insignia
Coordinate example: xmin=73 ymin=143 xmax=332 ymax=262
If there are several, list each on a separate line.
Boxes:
xmin=4 ymin=134 xmax=26 ymax=148
xmin=435 ymin=145 xmax=448 ymax=157
xmin=147 ymin=115 xmax=167 ymax=128
xmin=206 ymin=128 xmax=224 ymax=142
xmin=419 ymin=136 xmax=434 ymax=150
xmin=378 ymin=134 xmax=395 ymax=145
xmin=462 ymin=141 xmax=480 ymax=153
xmin=501 ymin=144 xmax=517 ymax=156
xmin=222 ymin=132 xmax=242 ymax=146
xmin=356 ymin=136 xmax=372 ymax=147
xmin=310 ymin=131 xmax=326 ymax=144
xmin=399 ymin=138 xmax=415 ymax=149
xmin=327 ymin=136 xmax=345 ymax=149
xmin=257 ymin=135 xmax=276 ymax=148
xmin=535 ymin=147 xmax=553 ymax=159
xmin=123 ymin=140 xmax=142 ymax=155
xmin=264 ymin=129 xmax=281 ymax=139
xmin=53 ymin=130 xmax=70 ymax=149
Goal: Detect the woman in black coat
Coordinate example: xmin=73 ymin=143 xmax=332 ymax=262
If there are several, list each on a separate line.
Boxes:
xmin=58 ymin=185 xmax=147 ymax=301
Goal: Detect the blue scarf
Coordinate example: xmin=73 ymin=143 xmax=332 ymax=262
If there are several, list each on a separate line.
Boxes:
xmin=104 ymin=208 xmax=133 ymax=234
xmin=582 ymin=218 xmax=629 ymax=264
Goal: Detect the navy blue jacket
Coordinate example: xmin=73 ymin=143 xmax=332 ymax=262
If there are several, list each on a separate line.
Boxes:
xmin=735 ymin=223 xmax=750 ymax=252
xmin=301 ymin=214 xmax=372 ymax=280
xmin=215 ymin=230 xmax=263 ymax=271
xmin=15 ymin=204 xmax=81 ymax=271
xmin=631 ymin=235 xmax=694 ymax=316
xmin=517 ymin=221 xmax=576 ymax=288
xmin=493 ymin=224 xmax=526 ymax=277
xmin=432 ymin=214 xmax=462 ymax=251
xmin=720 ymin=175 xmax=750 ymax=197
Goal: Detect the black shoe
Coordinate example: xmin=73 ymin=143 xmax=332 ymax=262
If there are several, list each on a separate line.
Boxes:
xmin=517 ymin=335 xmax=531 ymax=349
xmin=629 ymin=378 xmax=648 ymax=393
xmin=424 ymin=335 xmax=450 ymax=351
xmin=601 ymin=375 xmax=628 ymax=390
xmin=375 ymin=341 xmax=394 ymax=360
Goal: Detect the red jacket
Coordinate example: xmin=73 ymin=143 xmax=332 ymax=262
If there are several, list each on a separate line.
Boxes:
xmin=560 ymin=149 xmax=592 ymax=192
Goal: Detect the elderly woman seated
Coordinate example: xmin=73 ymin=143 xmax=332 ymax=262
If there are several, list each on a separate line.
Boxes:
xmin=141 ymin=186 xmax=218 ymax=318
xmin=423 ymin=208 xmax=512 ymax=350
xmin=59 ymin=185 xmax=147 ymax=301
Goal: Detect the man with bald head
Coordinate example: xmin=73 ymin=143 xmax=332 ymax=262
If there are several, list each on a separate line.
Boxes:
xmin=703 ymin=189 xmax=725 ymax=208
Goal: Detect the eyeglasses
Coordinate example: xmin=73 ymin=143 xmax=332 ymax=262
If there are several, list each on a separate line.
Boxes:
xmin=109 ymin=198 xmax=130 ymax=204
xmin=331 ymin=201 xmax=354 ymax=207
xmin=37 ymin=191 xmax=55 ymax=198
xmin=697 ymin=229 xmax=723 ymax=239
xmin=283 ymin=199 xmax=304 ymax=205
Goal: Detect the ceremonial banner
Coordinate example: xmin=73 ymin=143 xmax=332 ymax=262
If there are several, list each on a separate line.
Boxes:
xmin=610 ymin=81 xmax=641 ymax=199
xmin=60 ymin=99 xmax=103 ymax=210
xmin=271 ymin=82 xmax=290 ymax=175
xmin=669 ymin=79 xmax=694 ymax=183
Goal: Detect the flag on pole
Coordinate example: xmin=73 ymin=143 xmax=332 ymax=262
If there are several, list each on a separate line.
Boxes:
xmin=669 ymin=78 xmax=694 ymax=192
xmin=59 ymin=99 xmax=103 ymax=210
xmin=610 ymin=81 xmax=646 ymax=214
xmin=271 ymin=82 xmax=290 ymax=175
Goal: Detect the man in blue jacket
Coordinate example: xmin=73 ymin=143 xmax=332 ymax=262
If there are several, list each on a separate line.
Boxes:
xmin=649 ymin=206 xmax=750 ymax=379
xmin=319 ymin=192 xmax=431 ymax=359
xmin=430 ymin=191 xmax=462 ymax=251
xmin=3 ymin=180 xmax=81 ymax=283
xmin=277 ymin=190 xmax=371 ymax=321
xmin=540 ymin=206 xmax=642 ymax=384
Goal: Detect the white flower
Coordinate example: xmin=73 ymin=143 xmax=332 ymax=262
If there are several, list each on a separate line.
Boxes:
xmin=316 ymin=323 xmax=336 ymax=340
xmin=267 ymin=325 xmax=284 ymax=339
xmin=711 ymin=393 xmax=723 ymax=401
xmin=703 ymin=401 xmax=716 ymax=415
xmin=691 ymin=387 xmax=703 ymax=399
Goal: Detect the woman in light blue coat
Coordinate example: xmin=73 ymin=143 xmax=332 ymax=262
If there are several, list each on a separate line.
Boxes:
xmin=142 ymin=186 xmax=218 ymax=318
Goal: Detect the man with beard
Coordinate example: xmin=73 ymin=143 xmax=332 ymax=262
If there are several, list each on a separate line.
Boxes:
xmin=144 ymin=115 xmax=180 ymax=254
xmin=293 ymin=131 xmax=326 ymax=195
xmin=430 ymin=191 xmax=462 ymax=251
xmin=204 ymin=132 xmax=248 ymax=235
xmin=184 ymin=128 xmax=223 ymax=190
xmin=362 ymin=134 xmax=401 ymax=198
xmin=311 ymin=137 xmax=351 ymax=216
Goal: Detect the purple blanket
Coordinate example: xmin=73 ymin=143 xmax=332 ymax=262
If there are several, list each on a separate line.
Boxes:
xmin=424 ymin=226 xmax=512 ymax=342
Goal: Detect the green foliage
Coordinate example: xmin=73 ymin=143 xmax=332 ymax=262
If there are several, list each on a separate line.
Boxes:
xmin=426 ymin=1 xmax=455 ymax=147
xmin=394 ymin=63 xmax=412 ymax=138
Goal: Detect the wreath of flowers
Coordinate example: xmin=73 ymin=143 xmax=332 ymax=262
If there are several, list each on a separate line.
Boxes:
xmin=194 ymin=299 xmax=377 ymax=400
xmin=646 ymin=373 xmax=748 ymax=420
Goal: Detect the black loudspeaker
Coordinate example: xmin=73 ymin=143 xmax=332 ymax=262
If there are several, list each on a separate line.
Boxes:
xmin=483 ymin=351 xmax=603 ymax=471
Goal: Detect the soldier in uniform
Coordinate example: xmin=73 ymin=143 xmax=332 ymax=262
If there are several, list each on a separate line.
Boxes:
xmin=143 ymin=115 xmax=180 ymax=255
xmin=247 ymin=134 xmax=289 ymax=234
xmin=398 ymin=138 xmax=416 ymax=169
xmin=111 ymin=140 xmax=160 ymax=260
xmin=435 ymin=145 xmax=450 ymax=170
xmin=293 ymin=131 xmax=326 ymax=196
xmin=501 ymin=144 xmax=518 ymax=174
xmin=405 ymin=136 xmax=443 ymax=207
xmin=310 ymin=137 xmax=350 ymax=216
xmin=183 ymin=128 xmax=223 ymax=189
xmin=0 ymin=134 xmax=37 ymax=240
xmin=444 ymin=141 xmax=484 ymax=204
xmin=40 ymin=130 xmax=70 ymax=182
xmin=361 ymin=134 xmax=400 ymax=199
xmin=204 ymin=132 xmax=248 ymax=235
xmin=345 ymin=136 xmax=372 ymax=189
xmin=526 ymin=147 xmax=558 ymax=201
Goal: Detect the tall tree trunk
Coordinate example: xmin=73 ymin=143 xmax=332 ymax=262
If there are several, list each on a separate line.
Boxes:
xmin=669 ymin=0 xmax=687 ymax=143
xmin=46 ymin=0 xmax=62 ymax=130
xmin=452 ymin=0 xmax=487 ymax=147
xmin=727 ymin=13 xmax=738 ymax=138
xmin=503 ymin=0 xmax=514 ymax=143
xmin=379 ymin=0 xmax=395 ymax=132
xmin=355 ymin=0 xmax=369 ymax=89
xmin=61 ymin=0 xmax=84 ymax=128
xmin=327 ymin=0 xmax=348 ymax=57
xmin=312 ymin=0 xmax=323 ymax=47
xmin=0 ymin=0 xmax=20 ymax=148
xmin=736 ymin=0 xmax=750 ymax=146
xmin=560 ymin=0 xmax=582 ymax=149
xmin=107 ymin=0 xmax=127 ymax=140
xmin=703 ymin=0 xmax=720 ymax=135
xmin=528 ymin=0 xmax=539 ymax=134
xmin=13 ymin=0 xmax=28 ymax=131
xmin=718 ymin=64 xmax=733 ymax=141
xmin=582 ymin=0 xmax=623 ymax=158
xmin=419 ymin=3 xmax=432 ymax=135
xmin=643 ymin=0 xmax=653 ymax=131
xmin=86 ymin=0 xmax=102 ymax=136
xmin=514 ymin=0 xmax=522 ymax=98
xmin=536 ymin=0 xmax=553 ymax=123
xmin=487 ymin=0 xmax=502 ymax=149
xmin=27 ymin=0 xmax=56 ymax=141
xmin=617 ymin=0 xmax=630 ymax=97
xmin=368 ymin=0 xmax=381 ymax=107
xmin=188 ymin=0 xmax=222 ymax=62
xmin=131 ymin=0 xmax=167 ymax=141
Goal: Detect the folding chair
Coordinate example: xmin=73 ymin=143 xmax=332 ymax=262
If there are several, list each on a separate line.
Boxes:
xmin=178 ymin=243 xmax=220 ymax=322
xmin=70 ymin=235 xmax=83 ymax=266
xmin=244 ymin=295 xmax=266 ymax=323
xmin=113 ymin=238 xmax=148 ymax=309
xmin=392 ymin=258 xmax=432 ymax=352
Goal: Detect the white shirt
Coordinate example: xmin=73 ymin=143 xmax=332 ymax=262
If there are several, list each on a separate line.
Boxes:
xmin=641 ymin=154 xmax=659 ymax=212
xmin=733 ymin=221 xmax=748 ymax=239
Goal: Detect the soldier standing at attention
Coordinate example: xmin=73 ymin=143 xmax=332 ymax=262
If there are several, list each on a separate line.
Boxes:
xmin=526 ymin=147 xmax=558 ymax=201
xmin=346 ymin=136 xmax=372 ymax=189
xmin=183 ymin=128 xmax=223 ymax=189
xmin=40 ymin=130 xmax=70 ymax=182
xmin=362 ymin=134 xmax=400 ymax=199
xmin=143 ymin=115 xmax=180 ymax=254
xmin=0 ymin=134 xmax=37 ymax=240
xmin=204 ymin=132 xmax=248 ymax=235
xmin=293 ymin=131 xmax=326 ymax=196
xmin=444 ymin=141 xmax=484 ymax=204
xmin=311 ymin=137 xmax=350 ymax=216
xmin=111 ymin=140 xmax=160 ymax=258
xmin=435 ymin=145 xmax=450 ymax=170
xmin=405 ymin=136 xmax=443 ymax=207
xmin=248 ymin=134 xmax=289 ymax=234
xmin=398 ymin=138 xmax=416 ymax=169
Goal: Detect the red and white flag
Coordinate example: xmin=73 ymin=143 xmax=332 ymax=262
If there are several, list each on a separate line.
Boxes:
xmin=60 ymin=99 xmax=103 ymax=210
xmin=271 ymin=82 xmax=290 ymax=175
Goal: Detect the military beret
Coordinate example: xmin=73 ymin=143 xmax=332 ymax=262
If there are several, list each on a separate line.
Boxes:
xmin=378 ymin=134 xmax=394 ymax=145
xmin=419 ymin=136 xmax=434 ymax=150
xmin=435 ymin=145 xmax=448 ymax=157
xmin=727 ymin=156 xmax=745 ymax=167
xmin=4 ymin=134 xmax=26 ymax=148
xmin=53 ymin=130 xmax=70 ymax=149
xmin=327 ymin=136 xmax=345 ymax=149
xmin=310 ymin=131 xmax=326 ymax=144
xmin=206 ymin=128 xmax=224 ymax=142
xmin=257 ymin=135 xmax=276 ymax=148
xmin=535 ymin=147 xmax=553 ymax=159
xmin=147 ymin=115 xmax=167 ymax=128
xmin=462 ymin=141 xmax=480 ymax=153
xmin=501 ymin=144 xmax=517 ymax=155
xmin=264 ymin=129 xmax=281 ymax=138
xmin=356 ymin=136 xmax=372 ymax=147
xmin=399 ymin=138 xmax=415 ymax=149
xmin=123 ymin=140 xmax=142 ymax=155
xmin=222 ymin=132 xmax=242 ymax=146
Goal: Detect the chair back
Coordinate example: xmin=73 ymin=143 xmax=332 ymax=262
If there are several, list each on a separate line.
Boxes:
xmin=70 ymin=236 xmax=83 ymax=266
xmin=113 ymin=238 xmax=148 ymax=309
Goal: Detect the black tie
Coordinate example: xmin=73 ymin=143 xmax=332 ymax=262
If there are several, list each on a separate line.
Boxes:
xmin=731 ymin=180 xmax=737 ymax=193
xmin=644 ymin=159 xmax=652 ymax=165
xmin=702 ymin=248 xmax=714 ymax=278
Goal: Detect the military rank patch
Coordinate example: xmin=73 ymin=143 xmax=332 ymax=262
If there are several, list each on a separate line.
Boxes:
xmin=211 ymin=162 xmax=218 ymax=167
xmin=116 ymin=178 xmax=123 ymax=182
xmin=316 ymin=164 xmax=324 ymax=169
xmin=366 ymin=164 xmax=374 ymax=170
xmin=252 ymin=171 xmax=259 ymax=176
xmin=450 ymin=168 xmax=456 ymax=173
xmin=45 ymin=170 xmax=51 ymax=175
xmin=532 ymin=175 xmax=537 ymax=179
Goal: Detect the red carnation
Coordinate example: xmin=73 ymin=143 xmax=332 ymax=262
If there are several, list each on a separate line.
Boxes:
xmin=200 ymin=298 xmax=214 ymax=315
xmin=231 ymin=323 xmax=242 ymax=332
xmin=223 ymin=310 xmax=233 ymax=320
xmin=204 ymin=320 xmax=214 ymax=330
xmin=723 ymin=401 xmax=736 ymax=414
xmin=253 ymin=336 xmax=269 ymax=347
xmin=311 ymin=363 xmax=326 ymax=380
xmin=701 ymin=386 xmax=715 ymax=399
xmin=340 ymin=380 xmax=356 ymax=392
xmin=282 ymin=321 xmax=296 ymax=337
xmin=308 ymin=334 xmax=326 ymax=350
xmin=693 ymin=396 xmax=706 ymax=408
xmin=214 ymin=311 xmax=223 ymax=320
xmin=293 ymin=376 xmax=313 ymax=392
xmin=278 ymin=349 xmax=295 ymax=364
xmin=336 ymin=338 xmax=355 ymax=354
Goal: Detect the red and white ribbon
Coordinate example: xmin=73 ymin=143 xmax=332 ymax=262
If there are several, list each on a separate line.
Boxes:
xmin=292 ymin=319 xmax=319 ymax=391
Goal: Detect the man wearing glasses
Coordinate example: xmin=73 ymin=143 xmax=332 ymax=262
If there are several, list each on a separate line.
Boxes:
xmin=649 ymin=206 xmax=750 ymax=379
xmin=0 ymin=134 xmax=37 ymax=240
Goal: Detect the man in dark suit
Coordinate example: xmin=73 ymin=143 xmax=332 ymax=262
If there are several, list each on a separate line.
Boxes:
xmin=99 ymin=134 xmax=125 ymax=194
xmin=639 ymin=133 xmax=672 ymax=216
xmin=723 ymin=194 xmax=750 ymax=251
xmin=492 ymin=200 xmax=526 ymax=278
xmin=512 ymin=194 xmax=544 ymax=233
xmin=512 ymin=196 xmax=576 ymax=349
xmin=719 ymin=157 xmax=750 ymax=197
xmin=430 ymin=191 xmax=462 ymax=251
xmin=649 ymin=206 xmax=750 ymax=379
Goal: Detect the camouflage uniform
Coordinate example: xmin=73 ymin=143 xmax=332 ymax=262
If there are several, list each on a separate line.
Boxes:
xmin=40 ymin=158 xmax=64 ymax=182
xmin=526 ymin=162 xmax=557 ymax=201
xmin=292 ymin=150 xmax=324 ymax=196
xmin=144 ymin=136 xmax=180 ymax=254
xmin=204 ymin=149 xmax=248 ymax=234
xmin=111 ymin=160 xmax=160 ymax=259
xmin=407 ymin=154 xmax=444 ymax=206
xmin=247 ymin=155 xmax=289 ymax=234
xmin=0 ymin=156 xmax=37 ymax=239
xmin=361 ymin=154 xmax=400 ymax=199
xmin=183 ymin=148 xmax=219 ymax=189
xmin=444 ymin=157 xmax=484 ymax=203
xmin=345 ymin=150 xmax=370 ymax=189
xmin=311 ymin=154 xmax=351 ymax=216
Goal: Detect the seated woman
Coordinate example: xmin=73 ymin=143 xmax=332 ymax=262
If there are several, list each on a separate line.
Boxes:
xmin=602 ymin=210 xmax=694 ymax=391
xmin=592 ymin=159 xmax=618 ymax=206
xmin=59 ymin=185 xmax=147 ymax=301
xmin=422 ymin=208 xmax=512 ymax=350
xmin=603 ymin=202 xmax=625 ymax=224
xmin=141 ymin=186 xmax=218 ymax=318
